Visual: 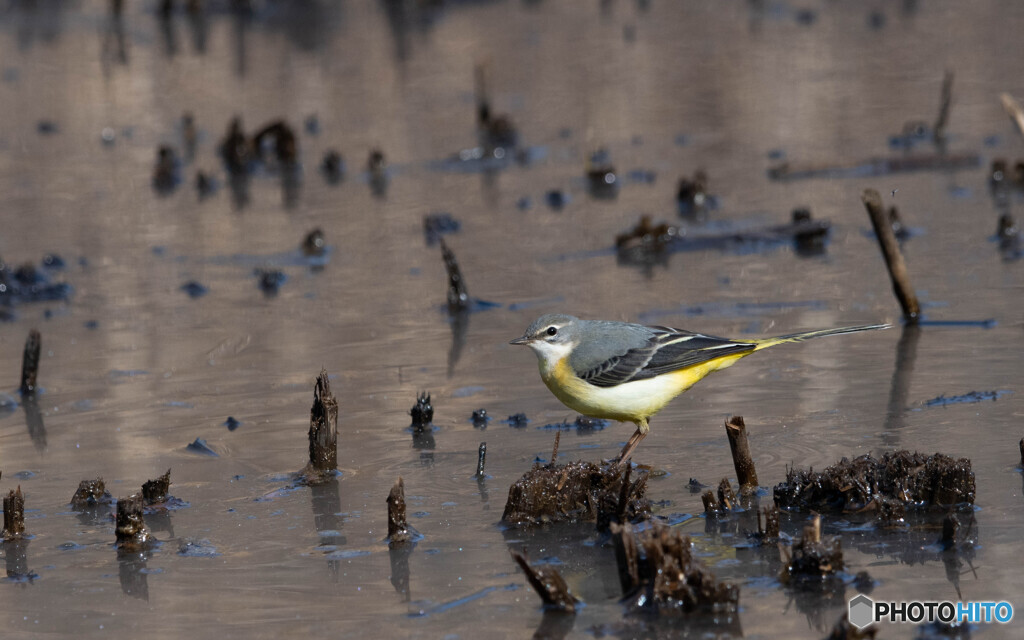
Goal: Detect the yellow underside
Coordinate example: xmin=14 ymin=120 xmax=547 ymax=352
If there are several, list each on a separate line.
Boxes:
xmin=541 ymin=351 xmax=751 ymax=425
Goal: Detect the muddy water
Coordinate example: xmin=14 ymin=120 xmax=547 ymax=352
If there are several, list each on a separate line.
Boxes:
xmin=0 ymin=1 xmax=1022 ymax=638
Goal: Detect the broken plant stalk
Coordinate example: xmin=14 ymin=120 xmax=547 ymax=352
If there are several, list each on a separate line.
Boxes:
xmin=387 ymin=477 xmax=412 ymax=544
xmin=20 ymin=329 xmax=41 ymax=395
xmin=862 ymin=188 xmax=920 ymax=322
xmin=725 ymin=415 xmax=759 ymax=492
xmin=511 ymin=550 xmax=578 ymax=612
xmin=303 ymin=368 xmax=338 ymax=483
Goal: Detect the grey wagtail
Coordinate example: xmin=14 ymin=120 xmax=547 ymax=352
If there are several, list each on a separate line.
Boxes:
xmin=511 ymin=313 xmax=889 ymax=462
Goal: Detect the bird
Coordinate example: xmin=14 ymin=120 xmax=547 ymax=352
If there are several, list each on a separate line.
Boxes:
xmin=510 ymin=313 xmax=889 ymax=463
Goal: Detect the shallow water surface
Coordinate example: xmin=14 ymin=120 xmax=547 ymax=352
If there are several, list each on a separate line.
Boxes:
xmin=0 ymin=1 xmax=1022 ymax=638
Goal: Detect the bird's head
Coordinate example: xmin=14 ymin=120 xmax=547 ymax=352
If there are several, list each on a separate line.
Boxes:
xmin=510 ymin=313 xmax=580 ymax=367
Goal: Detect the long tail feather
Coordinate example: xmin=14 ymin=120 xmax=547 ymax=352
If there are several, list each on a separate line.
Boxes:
xmin=752 ymin=324 xmax=890 ymax=351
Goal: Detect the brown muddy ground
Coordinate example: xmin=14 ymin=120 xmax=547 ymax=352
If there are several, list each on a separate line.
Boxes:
xmin=0 ymin=1 xmax=1022 ymax=638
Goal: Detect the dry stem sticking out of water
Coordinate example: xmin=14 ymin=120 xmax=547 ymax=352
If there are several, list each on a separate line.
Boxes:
xmin=387 ymin=477 xmax=412 ymax=545
xmin=511 ymin=551 xmax=579 ymax=612
xmin=115 ymin=495 xmax=151 ymax=549
xmin=20 ymin=329 xmax=41 ymax=395
xmin=862 ymin=188 xmax=920 ymax=322
xmin=2 ymin=486 xmax=26 ymax=540
xmin=725 ymin=416 xmax=759 ymax=492
xmin=302 ymin=369 xmax=338 ymax=484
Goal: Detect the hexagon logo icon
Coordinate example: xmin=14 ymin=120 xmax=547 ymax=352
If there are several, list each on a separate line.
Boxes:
xmin=849 ymin=594 xmax=875 ymax=629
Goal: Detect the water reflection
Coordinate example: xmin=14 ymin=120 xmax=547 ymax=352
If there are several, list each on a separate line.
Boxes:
xmin=476 ymin=476 xmax=489 ymax=506
xmin=310 ymin=477 xmax=346 ymax=580
xmin=880 ymin=324 xmax=921 ymax=449
xmin=3 ymin=538 xmax=35 ymax=583
xmin=21 ymin=394 xmax=46 ymax=453
xmin=74 ymin=505 xmax=111 ymax=528
xmin=187 ymin=4 xmax=208 ymax=54
xmin=11 ymin=0 xmax=66 ymax=51
xmin=532 ymin=610 xmax=575 ymax=640
xmin=412 ymin=427 xmax=435 ymax=467
xmin=785 ymin=586 xmax=845 ymax=633
xmin=448 ymin=308 xmax=469 ymax=377
xmin=388 ymin=542 xmax=412 ymax=601
xmin=232 ymin=3 xmax=250 ymax=77
xmin=117 ymin=548 xmax=150 ymax=600
xmin=101 ymin=2 xmax=128 ymax=69
xmin=281 ymin=165 xmax=301 ymax=209
xmin=144 ymin=509 xmax=175 ymax=539
xmin=158 ymin=9 xmax=179 ymax=58
xmin=228 ymin=172 xmax=251 ymax=210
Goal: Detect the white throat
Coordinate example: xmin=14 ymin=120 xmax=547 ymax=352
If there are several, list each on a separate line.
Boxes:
xmin=527 ymin=340 xmax=575 ymax=376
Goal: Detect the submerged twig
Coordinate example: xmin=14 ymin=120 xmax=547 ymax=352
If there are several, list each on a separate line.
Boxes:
xmin=862 ymin=188 xmax=920 ymax=322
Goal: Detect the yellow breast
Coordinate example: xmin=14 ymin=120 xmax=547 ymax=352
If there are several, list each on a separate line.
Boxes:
xmin=539 ymin=353 xmax=750 ymax=423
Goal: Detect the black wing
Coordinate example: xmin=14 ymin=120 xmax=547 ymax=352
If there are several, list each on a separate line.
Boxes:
xmin=578 ymin=329 xmax=755 ymax=388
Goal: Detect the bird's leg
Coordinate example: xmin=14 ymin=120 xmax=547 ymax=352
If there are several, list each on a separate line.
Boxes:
xmin=617 ymin=418 xmax=649 ymax=464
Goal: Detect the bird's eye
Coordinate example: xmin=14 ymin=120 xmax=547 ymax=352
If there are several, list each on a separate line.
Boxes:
xmin=546 ymin=326 xmax=558 ymax=336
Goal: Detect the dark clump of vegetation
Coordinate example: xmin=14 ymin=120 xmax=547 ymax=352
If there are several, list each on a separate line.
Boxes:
xmin=302 ymin=228 xmax=326 ymax=257
xmin=701 ymin=478 xmax=738 ymax=516
xmin=142 ymin=469 xmax=172 ymax=505
xmin=780 ymin=515 xmax=844 ymax=588
xmin=409 ymin=392 xmax=433 ymax=432
xmin=747 ymin=505 xmax=781 ymax=546
xmin=610 ymin=521 xmax=739 ymax=616
xmin=71 ymin=478 xmax=113 ymax=508
xmin=774 ymin=450 xmax=975 ymax=514
xmin=502 ymin=437 xmax=650 ymax=529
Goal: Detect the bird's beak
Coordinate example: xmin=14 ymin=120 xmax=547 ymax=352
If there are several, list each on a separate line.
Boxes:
xmin=509 ymin=335 xmax=531 ymax=345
